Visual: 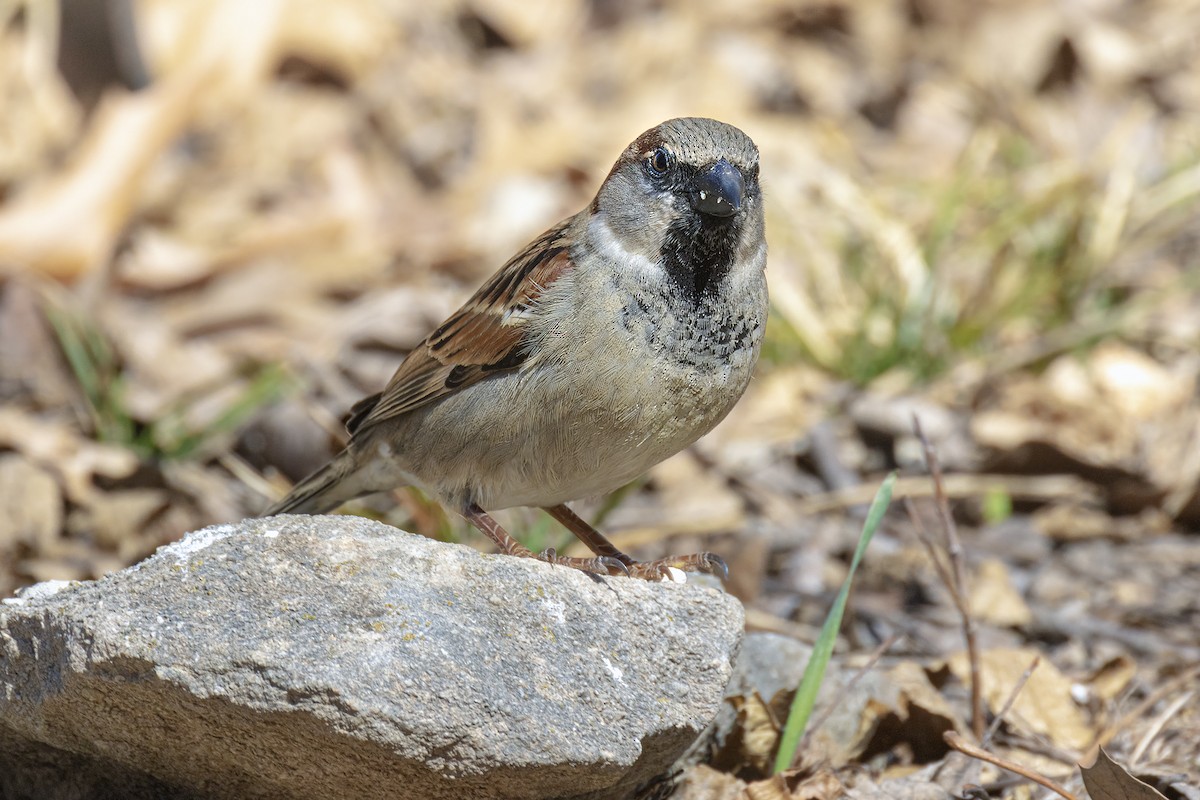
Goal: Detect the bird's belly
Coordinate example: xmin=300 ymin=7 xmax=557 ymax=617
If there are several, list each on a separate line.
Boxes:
xmin=397 ymin=334 xmax=758 ymax=511
xmin=479 ymin=366 xmax=749 ymax=508
xmin=391 ymin=266 xmax=767 ymax=512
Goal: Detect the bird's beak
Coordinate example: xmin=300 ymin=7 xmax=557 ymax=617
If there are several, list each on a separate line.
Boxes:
xmin=690 ymin=159 xmax=744 ymax=218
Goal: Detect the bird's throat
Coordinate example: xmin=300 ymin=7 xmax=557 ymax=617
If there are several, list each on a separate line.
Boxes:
xmin=660 ymin=216 xmax=741 ymax=300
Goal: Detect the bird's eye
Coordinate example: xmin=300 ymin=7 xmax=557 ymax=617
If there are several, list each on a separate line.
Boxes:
xmin=646 ymin=147 xmax=673 ymax=176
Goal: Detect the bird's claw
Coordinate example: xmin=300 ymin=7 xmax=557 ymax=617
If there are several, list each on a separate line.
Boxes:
xmin=699 ymin=553 xmax=729 ymax=582
xmin=598 ymin=555 xmax=631 ymax=577
xmin=627 ymin=552 xmax=729 ymax=582
xmin=537 ymin=548 xmax=630 ymax=577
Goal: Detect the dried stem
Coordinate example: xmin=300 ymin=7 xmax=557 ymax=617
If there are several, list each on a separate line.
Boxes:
xmin=913 ymin=415 xmax=985 ymax=741
xmin=944 ymin=731 xmax=1080 ymax=800
xmin=983 ymin=654 xmax=1039 ymax=748
xmin=902 ymin=498 xmax=956 ymax=607
xmin=1129 ymin=690 xmax=1195 ymax=768
xmin=800 ymin=633 xmax=902 ymax=752
xmin=1095 ymin=663 xmax=1200 ymax=749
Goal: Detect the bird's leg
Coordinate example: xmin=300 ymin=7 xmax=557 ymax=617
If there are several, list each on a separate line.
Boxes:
xmin=462 ymin=503 xmax=627 ymax=576
xmin=543 ymin=504 xmax=635 ymax=565
xmin=543 ymin=503 xmax=728 ymax=582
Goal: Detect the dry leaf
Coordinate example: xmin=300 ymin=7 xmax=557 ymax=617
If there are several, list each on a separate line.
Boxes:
xmin=791 ymin=769 xmax=845 ymax=800
xmin=725 ymin=691 xmax=784 ymax=776
xmin=673 ymin=763 xmax=746 ymax=800
xmin=0 ymin=454 xmax=62 ymax=549
xmin=1033 ymin=503 xmax=1120 ymax=542
xmin=743 ymin=774 xmax=798 ymax=800
xmin=808 ymin=662 xmax=961 ymax=769
xmin=961 ymin=4 xmax=1067 ymax=90
xmin=1085 ymin=656 xmax=1137 ymax=702
xmin=19 ymin=535 xmax=122 ymax=583
xmin=115 ymin=229 xmax=216 ymax=290
xmin=968 ymin=558 xmax=1033 ymax=627
xmin=469 ymin=0 xmax=587 ymax=48
xmin=971 ymin=367 xmax=1139 ymax=472
xmin=0 ymin=76 xmax=207 ymax=278
xmin=0 ymin=25 xmax=82 ymax=182
xmin=1080 ymin=747 xmax=1169 ymax=800
xmin=0 ymin=281 xmax=79 ymax=409
xmin=1088 ymin=343 xmax=1188 ymax=420
xmin=747 ymin=768 xmax=846 ymax=800
xmin=1140 ymin=408 xmax=1200 ymax=521
xmin=947 ymin=648 xmax=1094 ymax=751
xmin=0 ymin=408 xmax=138 ymax=504
xmin=274 ymin=0 xmax=395 ymax=80
xmin=66 ymin=489 xmax=169 ymax=553
xmin=841 ymin=771 xmax=954 ymax=800
xmin=647 ymin=450 xmax=744 ymax=531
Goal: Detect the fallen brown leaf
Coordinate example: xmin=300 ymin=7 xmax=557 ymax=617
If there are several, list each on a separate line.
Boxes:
xmin=807 ymin=662 xmax=961 ymax=769
xmin=947 ymin=647 xmax=1094 ymax=752
xmin=1085 ymin=656 xmax=1138 ymax=703
xmin=0 ymin=454 xmax=62 ymax=550
xmin=788 ymin=768 xmax=844 ymax=800
xmin=673 ymin=763 xmax=746 ymax=800
xmin=725 ymin=690 xmax=785 ymax=776
xmin=1080 ymin=747 xmax=1169 ymax=800
xmin=0 ymin=76 xmax=207 ymax=279
xmin=0 ymin=407 xmax=138 ymax=504
xmin=968 ymin=558 xmax=1033 ymax=627
xmin=742 ymin=773 xmax=799 ymax=800
xmin=66 ymin=488 xmax=169 ymax=553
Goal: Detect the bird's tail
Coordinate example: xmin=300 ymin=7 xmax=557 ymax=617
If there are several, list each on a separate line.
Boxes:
xmin=262 ymin=448 xmax=365 ymax=516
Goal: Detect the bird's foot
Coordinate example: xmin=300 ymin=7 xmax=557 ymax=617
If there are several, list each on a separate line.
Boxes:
xmin=626 ymin=552 xmax=728 ymax=582
xmin=537 ymin=548 xmax=631 ymax=577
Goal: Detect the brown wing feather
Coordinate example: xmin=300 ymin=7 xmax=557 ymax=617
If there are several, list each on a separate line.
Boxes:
xmin=347 ymin=221 xmax=575 ymax=436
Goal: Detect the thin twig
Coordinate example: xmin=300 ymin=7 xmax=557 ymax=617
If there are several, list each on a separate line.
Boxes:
xmin=1031 ymin=611 xmax=1200 ymax=661
xmin=807 ymin=421 xmax=866 ymax=518
xmin=1095 ymin=664 xmax=1200 ymax=749
xmin=983 ymin=654 xmax=1039 ymax=748
xmin=800 ymin=633 xmax=902 ymax=751
xmin=996 ymin=729 xmax=1084 ymax=769
xmin=686 ymin=447 xmax=797 ymax=525
xmin=944 ymin=731 xmax=1080 ymax=800
xmin=914 ymin=415 xmax=985 ymax=741
xmin=219 ymin=451 xmax=278 ymax=500
xmin=792 ymin=473 xmax=1100 ymax=515
xmin=1129 ymin=690 xmax=1194 ymax=768
xmin=903 ymin=498 xmax=957 ymax=606
xmin=743 ymin=607 xmax=822 ymax=643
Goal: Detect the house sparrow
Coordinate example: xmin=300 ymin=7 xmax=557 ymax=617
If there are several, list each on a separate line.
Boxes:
xmin=265 ymin=117 xmax=767 ymax=580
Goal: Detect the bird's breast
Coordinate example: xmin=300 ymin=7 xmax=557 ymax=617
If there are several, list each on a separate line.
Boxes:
xmin=398 ymin=249 xmax=767 ymax=511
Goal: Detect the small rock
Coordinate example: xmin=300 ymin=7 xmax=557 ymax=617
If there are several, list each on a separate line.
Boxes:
xmin=0 ymin=515 xmax=744 ymax=800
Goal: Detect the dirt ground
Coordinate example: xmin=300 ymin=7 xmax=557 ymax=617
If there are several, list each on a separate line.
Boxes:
xmin=1 ymin=1 xmax=1198 ymax=798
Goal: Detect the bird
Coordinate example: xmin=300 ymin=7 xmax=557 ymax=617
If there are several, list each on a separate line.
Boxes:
xmin=264 ymin=117 xmax=768 ymax=580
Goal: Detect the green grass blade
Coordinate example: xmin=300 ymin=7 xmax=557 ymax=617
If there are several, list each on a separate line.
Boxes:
xmin=161 ymin=363 xmax=293 ymax=459
xmin=43 ymin=304 xmax=134 ymax=445
xmin=772 ymin=471 xmax=896 ymax=774
xmin=43 ymin=305 xmax=102 ymax=414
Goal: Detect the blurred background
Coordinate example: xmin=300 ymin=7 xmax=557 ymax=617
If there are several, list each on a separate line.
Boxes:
xmin=1 ymin=0 xmax=1199 ymax=790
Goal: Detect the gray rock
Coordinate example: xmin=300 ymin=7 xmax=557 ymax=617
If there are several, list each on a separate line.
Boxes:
xmin=0 ymin=515 xmax=744 ymax=800
xmin=723 ymin=632 xmax=814 ymax=704
xmin=706 ymin=632 xmax=816 ymax=774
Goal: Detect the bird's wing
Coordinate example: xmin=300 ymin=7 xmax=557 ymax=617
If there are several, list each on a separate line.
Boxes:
xmin=346 ymin=220 xmax=575 ymax=435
